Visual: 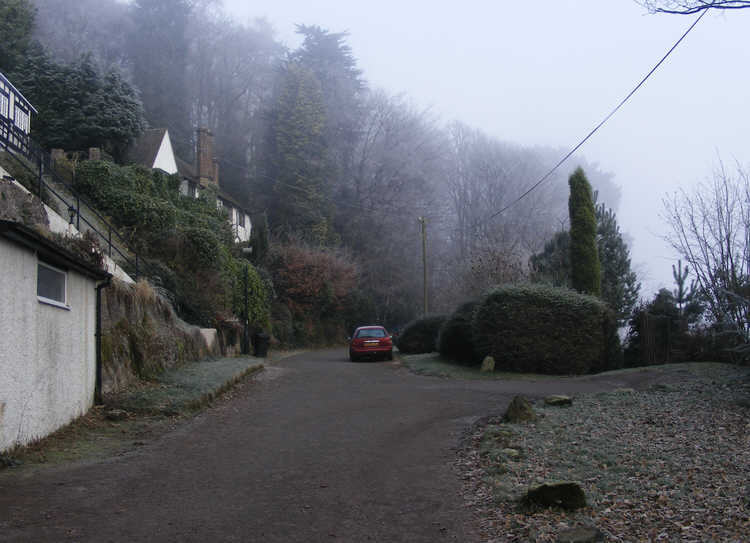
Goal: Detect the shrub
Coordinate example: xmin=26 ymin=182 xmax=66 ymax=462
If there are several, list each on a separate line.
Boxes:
xmin=397 ymin=315 xmax=447 ymax=354
xmin=265 ymin=240 xmax=359 ymax=346
xmin=472 ymin=284 xmax=621 ymax=375
xmin=437 ymin=300 xmax=479 ymax=365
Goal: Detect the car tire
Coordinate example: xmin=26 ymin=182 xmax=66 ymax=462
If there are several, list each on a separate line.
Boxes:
xmin=349 ymin=354 xmax=358 ymax=362
xmin=386 ymin=351 xmax=393 ymax=361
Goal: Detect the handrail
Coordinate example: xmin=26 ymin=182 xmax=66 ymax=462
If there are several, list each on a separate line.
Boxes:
xmin=0 ymin=116 xmax=146 ymax=279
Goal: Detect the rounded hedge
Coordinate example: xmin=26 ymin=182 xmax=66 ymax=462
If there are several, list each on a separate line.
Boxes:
xmin=437 ymin=300 xmax=479 ymax=365
xmin=472 ymin=284 xmax=621 ymax=375
xmin=396 ymin=315 xmax=447 ymax=354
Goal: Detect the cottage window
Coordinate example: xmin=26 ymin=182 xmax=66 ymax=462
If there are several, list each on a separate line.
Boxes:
xmin=37 ymin=262 xmax=67 ymax=308
xmin=0 ymin=93 xmax=8 ymax=118
xmin=238 ymin=212 xmax=245 ymax=228
xmin=14 ymin=106 xmax=29 ymax=133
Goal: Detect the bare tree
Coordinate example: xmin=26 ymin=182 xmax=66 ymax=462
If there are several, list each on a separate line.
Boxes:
xmin=638 ymin=1 xmax=750 ymax=14
xmin=662 ymin=160 xmax=750 ymax=340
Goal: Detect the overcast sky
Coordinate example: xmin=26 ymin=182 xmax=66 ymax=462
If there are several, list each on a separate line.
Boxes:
xmin=224 ymin=0 xmax=750 ymax=297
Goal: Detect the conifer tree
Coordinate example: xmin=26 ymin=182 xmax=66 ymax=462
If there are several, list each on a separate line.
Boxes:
xmin=597 ymin=203 xmax=640 ymax=323
xmin=568 ymin=167 xmax=601 ymax=296
xmin=261 ymin=62 xmax=332 ymax=244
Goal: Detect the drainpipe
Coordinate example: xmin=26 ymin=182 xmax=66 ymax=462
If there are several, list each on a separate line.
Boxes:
xmin=95 ymin=277 xmax=112 ymax=405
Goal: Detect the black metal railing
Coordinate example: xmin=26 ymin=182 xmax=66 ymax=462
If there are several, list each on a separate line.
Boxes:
xmin=0 ymin=116 xmax=144 ymax=279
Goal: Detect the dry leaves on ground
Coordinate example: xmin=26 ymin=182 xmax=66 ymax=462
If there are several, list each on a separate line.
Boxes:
xmin=459 ymin=364 xmax=750 ymax=542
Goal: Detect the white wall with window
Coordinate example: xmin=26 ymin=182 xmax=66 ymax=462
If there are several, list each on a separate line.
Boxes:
xmin=0 ymin=236 xmax=100 ymax=452
xmin=235 ymin=211 xmax=251 ymax=243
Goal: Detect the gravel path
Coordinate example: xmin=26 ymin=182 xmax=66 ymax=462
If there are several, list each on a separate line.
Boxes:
xmin=0 ymin=350 xmax=704 ymax=542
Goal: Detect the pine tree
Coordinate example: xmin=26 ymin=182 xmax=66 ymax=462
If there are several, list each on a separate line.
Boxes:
xmin=671 ymin=260 xmax=703 ymax=324
xmin=568 ymin=168 xmax=601 ymax=296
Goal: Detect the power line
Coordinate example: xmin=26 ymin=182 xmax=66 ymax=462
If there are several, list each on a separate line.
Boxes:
xmin=480 ymin=9 xmax=708 ymax=225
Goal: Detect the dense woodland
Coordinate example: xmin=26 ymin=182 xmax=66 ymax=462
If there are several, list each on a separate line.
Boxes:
xmin=1 ymin=0 xmax=651 ymax=351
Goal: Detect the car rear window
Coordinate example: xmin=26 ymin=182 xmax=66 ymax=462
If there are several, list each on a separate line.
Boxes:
xmin=356 ymin=328 xmax=386 ymax=338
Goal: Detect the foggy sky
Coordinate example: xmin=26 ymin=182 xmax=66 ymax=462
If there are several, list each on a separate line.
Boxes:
xmin=224 ymin=0 xmax=750 ymax=297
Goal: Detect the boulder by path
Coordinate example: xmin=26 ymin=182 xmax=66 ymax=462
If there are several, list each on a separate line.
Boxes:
xmin=504 ymin=396 xmax=536 ymax=423
xmin=524 ymin=481 xmax=587 ymax=510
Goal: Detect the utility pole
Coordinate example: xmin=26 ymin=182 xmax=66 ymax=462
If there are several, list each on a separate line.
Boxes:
xmin=243 ymin=262 xmax=250 ymax=355
xmin=418 ymin=216 xmax=428 ymax=317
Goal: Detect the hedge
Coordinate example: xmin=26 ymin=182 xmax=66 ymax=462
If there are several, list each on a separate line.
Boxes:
xmin=396 ymin=315 xmax=447 ymax=354
xmin=437 ymin=300 xmax=479 ymax=365
xmin=472 ymin=284 xmax=621 ymax=375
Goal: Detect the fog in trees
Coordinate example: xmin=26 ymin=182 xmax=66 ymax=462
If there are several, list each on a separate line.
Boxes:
xmin=18 ymin=0 xmax=632 ymax=326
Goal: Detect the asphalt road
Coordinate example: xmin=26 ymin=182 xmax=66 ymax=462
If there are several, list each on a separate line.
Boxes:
xmin=0 ymin=349 xmax=650 ymax=542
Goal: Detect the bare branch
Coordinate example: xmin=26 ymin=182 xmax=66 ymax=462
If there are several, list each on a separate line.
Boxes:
xmin=638 ymin=0 xmax=750 ymax=14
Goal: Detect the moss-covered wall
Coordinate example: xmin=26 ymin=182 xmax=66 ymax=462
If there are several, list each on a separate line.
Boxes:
xmin=101 ymin=279 xmax=215 ymax=393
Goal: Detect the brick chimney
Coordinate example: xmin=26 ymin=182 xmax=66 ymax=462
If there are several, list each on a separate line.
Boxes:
xmin=196 ymin=127 xmax=215 ymax=186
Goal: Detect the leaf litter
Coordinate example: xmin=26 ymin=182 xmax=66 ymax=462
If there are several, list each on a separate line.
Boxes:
xmin=457 ymin=364 xmax=750 ymax=542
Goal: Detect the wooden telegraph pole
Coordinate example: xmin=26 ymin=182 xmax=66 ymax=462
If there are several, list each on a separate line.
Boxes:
xmin=418 ymin=216 xmax=428 ymax=317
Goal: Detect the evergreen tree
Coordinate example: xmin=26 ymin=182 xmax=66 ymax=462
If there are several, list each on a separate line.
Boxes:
xmin=596 ymin=203 xmax=640 ymax=324
xmin=671 ymin=260 xmax=703 ymax=324
xmin=11 ymin=50 xmax=145 ymax=157
xmin=568 ymin=167 xmax=601 ymax=296
xmin=529 ymin=230 xmax=571 ymax=287
xmin=261 ymin=62 xmax=332 ymax=244
xmin=0 ymin=0 xmax=35 ymax=73
xmin=292 ymin=25 xmax=365 ymax=239
xmin=530 ymin=200 xmax=640 ymax=324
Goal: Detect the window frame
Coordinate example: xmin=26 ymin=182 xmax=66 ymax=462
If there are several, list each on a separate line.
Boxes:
xmin=14 ymin=104 xmax=29 ymax=133
xmin=0 ymin=91 xmax=8 ymax=119
xmin=37 ymin=260 xmax=69 ymax=310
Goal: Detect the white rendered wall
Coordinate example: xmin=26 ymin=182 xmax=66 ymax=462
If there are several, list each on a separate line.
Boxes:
xmin=235 ymin=213 xmax=251 ymax=243
xmin=5 ymin=177 xmax=134 ymax=284
xmin=0 ymin=239 xmax=97 ymax=452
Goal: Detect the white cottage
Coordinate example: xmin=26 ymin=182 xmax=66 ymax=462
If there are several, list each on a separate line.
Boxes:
xmin=0 ymin=220 xmax=110 ymax=452
xmin=128 ymin=128 xmax=252 ymax=243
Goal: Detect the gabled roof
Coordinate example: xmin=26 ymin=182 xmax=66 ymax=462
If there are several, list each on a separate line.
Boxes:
xmin=127 ymin=128 xmax=178 ymax=174
xmin=175 ymin=155 xmax=196 ymax=180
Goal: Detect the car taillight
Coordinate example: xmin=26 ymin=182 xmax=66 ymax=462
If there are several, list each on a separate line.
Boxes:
xmin=380 ymin=337 xmax=392 ymax=345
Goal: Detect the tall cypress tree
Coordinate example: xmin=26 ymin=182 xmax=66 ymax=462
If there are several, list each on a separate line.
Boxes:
xmin=568 ymin=167 xmax=601 ymax=296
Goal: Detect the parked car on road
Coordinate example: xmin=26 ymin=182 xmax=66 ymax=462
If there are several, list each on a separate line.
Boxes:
xmin=348 ymin=326 xmax=393 ymax=362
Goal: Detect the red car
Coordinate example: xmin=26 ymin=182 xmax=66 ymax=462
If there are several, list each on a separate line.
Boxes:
xmin=349 ymin=326 xmax=393 ymax=362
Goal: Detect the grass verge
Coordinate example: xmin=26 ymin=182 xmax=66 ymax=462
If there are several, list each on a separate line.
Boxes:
xmin=400 ymin=352 xmax=559 ymax=380
xmin=1 ymin=356 xmax=264 ymax=470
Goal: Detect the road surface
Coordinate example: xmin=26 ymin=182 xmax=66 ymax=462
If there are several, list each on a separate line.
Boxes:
xmin=0 ymin=349 xmax=654 ymax=542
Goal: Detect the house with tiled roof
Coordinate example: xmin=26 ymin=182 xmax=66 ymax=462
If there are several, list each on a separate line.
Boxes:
xmin=127 ymin=128 xmax=252 ymax=242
